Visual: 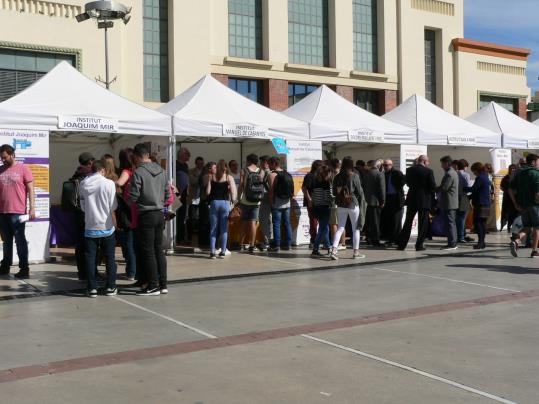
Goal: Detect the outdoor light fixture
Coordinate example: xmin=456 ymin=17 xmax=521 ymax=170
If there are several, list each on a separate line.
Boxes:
xmin=75 ymin=1 xmax=132 ymax=89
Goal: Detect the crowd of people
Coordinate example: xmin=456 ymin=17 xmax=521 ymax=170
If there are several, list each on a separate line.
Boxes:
xmin=1 ymin=141 xmax=538 ymax=298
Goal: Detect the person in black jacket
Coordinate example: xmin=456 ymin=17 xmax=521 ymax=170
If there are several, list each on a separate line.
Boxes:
xmin=381 ymin=159 xmax=405 ymax=246
xmin=397 ymin=155 xmax=436 ymax=251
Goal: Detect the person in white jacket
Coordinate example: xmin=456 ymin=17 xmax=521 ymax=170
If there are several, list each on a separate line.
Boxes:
xmin=80 ymin=160 xmax=118 ymax=298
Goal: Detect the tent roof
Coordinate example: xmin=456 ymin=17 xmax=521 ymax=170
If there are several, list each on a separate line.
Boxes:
xmin=468 ymin=102 xmax=539 ymax=149
xmin=282 ymin=85 xmax=416 ymax=144
xmin=159 ymin=74 xmax=308 ymax=140
xmin=0 ymin=62 xmax=171 ymax=136
xmin=384 ymin=94 xmax=501 ymax=147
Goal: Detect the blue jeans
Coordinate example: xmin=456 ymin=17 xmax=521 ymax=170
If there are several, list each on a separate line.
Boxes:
xmin=0 ymin=214 xmax=29 ymax=270
xmin=118 ymin=229 xmax=136 ymax=278
xmin=272 ymin=207 xmax=292 ymax=248
xmin=84 ymin=234 xmax=117 ymax=290
xmin=210 ymin=200 xmax=231 ymax=253
xmin=313 ymin=206 xmax=330 ymax=251
xmin=456 ymin=210 xmax=467 ymax=242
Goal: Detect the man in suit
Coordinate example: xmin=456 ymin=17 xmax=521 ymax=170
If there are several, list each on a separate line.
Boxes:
xmin=397 ymin=155 xmax=436 ymax=251
xmin=437 ymin=155 xmax=460 ymax=250
xmin=363 ymin=160 xmax=386 ymax=246
xmin=381 ymin=159 xmax=405 ymax=246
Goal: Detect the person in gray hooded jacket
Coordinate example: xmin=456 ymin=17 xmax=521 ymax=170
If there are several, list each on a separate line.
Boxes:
xmin=129 ymin=143 xmax=170 ymax=296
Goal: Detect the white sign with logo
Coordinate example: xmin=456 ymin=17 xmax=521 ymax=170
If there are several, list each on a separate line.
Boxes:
xmin=222 ymin=123 xmax=268 ymax=138
xmin=490 ymin=148 xmax=512 ymax=175
xmin=348 ymin=129 xmax=385 ymax=143
xmin=447 ymin=135 xmax=477 ymax=146
xmin=528 ymin=140 xmax=539 ymax=149
xmin=58 ymin=115 xmax=119 ymax=132
xmin=0 ymin=129 xmax=50 ymax=264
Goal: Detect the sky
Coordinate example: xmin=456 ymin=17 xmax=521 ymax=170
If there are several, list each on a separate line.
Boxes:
xmin=464 ymin=0 xmax=539 ymax=94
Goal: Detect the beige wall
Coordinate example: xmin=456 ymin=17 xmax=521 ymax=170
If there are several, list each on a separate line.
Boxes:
xmin=397 ymin=0 xmax=464 ymax=112
xmin=454 ymin=51 xmax=530 ymax=118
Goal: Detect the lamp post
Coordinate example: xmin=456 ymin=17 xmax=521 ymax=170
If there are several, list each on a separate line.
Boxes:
xmin=76 ymin=1 xmax=132 ymax=89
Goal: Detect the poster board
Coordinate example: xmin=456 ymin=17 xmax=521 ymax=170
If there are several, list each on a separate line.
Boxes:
xmin=490 ymin=149 xmax=512 ymax=231
xmin=400 ymin=144 xmax=428 ymax=236
xmin=286 ymin=140 xmax=323 ymax=245
xmin=0 ymin=129 xmax=50 ymax=263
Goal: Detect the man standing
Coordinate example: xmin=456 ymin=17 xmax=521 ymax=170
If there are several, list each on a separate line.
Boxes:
xmin=129 ymin=144 xmax=169 ymax=296
xmin=456 ymin=160 xmax=473 ymax=244
xmin=258 ymin=155 xmax=272 ymax=251
xmin=79 ymin=160 xmax=118 ymax=298
xmin=186 ymin=156 xmax=204 ymax=243
xmin=509 ymin=153 xmax=539 ymax=258
xmin=175 ymin=148 xmax=190 ymax=244
xmin=381 ymin=159 xmax=405 ymax=246
xmin=397 ymin=155 xmax=436 ymax=251
xmin=239 ymin=154 xmax=263 ymax=254
xmin=0 ymin=144 xmax=35 ymax=278
xmin=362 ymin=160 xmax=386 ymax=247
xmin=229 ymin=160 xmax=241 ymax=189
xmin=438 ymin=155 xmax=459 ymax=250
xmin=69 ymin=152 xmax=95 ymax=280
xmin=268 ymin=157 xmax=294 ymax=252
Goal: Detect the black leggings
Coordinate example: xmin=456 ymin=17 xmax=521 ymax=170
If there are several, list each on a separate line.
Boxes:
xmin=474 ymin=213 xmax=487 ymax=247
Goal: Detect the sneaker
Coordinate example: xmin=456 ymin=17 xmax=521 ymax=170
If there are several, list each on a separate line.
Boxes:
xmin=105 ymin=287 xmax=118 ymax=296
xmin=311 ymin=250 xmax=326 ymax=257
xmin=510 ymin=241 xmax=518 ymax=258
xmin=126 ymin=276 xmax=135 ymax=281
xmin=87 ymin=289 xmax=98 ymax=298
xmin=531 ymin=251 xmax=539 ymax=258
xmin=441 ymin=245 xmax=458 ymax=251
xmin=329 ymin=252 xmax=339 ymax=260
xmin=160 ymin=288 xmax=168 ymax=294
xmin=218 ymin=252 xmax=226 ymax=259
xmin=248 ymin=246 xmax=255 ymax=254
xmin=268 ymin=246 xmax=280 ymax=253
xmin=209 ymin=253 xmax=216 ymax=259
xmin=353 ymin=252 xmax=366 ymax=259
xmin=337 ymin=245 xmax=346 ymax=251
xmin=224 ymin=249 xmax=232 ymax=256
xmin=136 ymin=288 xmax=160 ymax=296
xmin=14 ymin=269 xmax=29 ymax=279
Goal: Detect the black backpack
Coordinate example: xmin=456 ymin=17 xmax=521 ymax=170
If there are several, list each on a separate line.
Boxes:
xmin=274 ymin=170 xmax=295 ymax=200
xmin=244 ymin=169 xmax=264 ymax=203
xmin=61 ymin=178 xmax=81 ymax=211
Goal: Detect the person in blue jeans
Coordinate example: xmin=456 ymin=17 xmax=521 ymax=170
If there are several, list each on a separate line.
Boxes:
xmin=80 ymin=160 xmax=118 ymax=298
xmin=268 ymin=157 xmax=293 ymax=252
xmin=206 ymin=160 xmax=237 ymax=259
xmin=309 ymin=164 xmax=333 ymax=256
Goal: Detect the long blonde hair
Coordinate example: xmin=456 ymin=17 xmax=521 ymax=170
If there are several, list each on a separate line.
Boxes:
xmin=216 ymin=159 xmax=229 ymax=181
xmin=101 ymin=155 xmax=118 ymax=181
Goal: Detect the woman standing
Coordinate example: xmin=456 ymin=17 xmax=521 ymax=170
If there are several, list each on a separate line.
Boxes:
xmin=501 ymin=164 xmax=518 ymax=232
xmin=467 ymin=162 xmax=491 ymax=249
xmin=198 ymin=162 xmax=215 ymax=248
xmin=330 ymin=157 xmax=365 ymax=260
xmin=116 ymin=148 xmax=137 ymax=281
xmin=206 ymin=160 xmax=237 ymax=259
xmin=310 ymin=163 xmax=333 ymax=257
xmin=302 ymin=160 xmax=323 ymax=249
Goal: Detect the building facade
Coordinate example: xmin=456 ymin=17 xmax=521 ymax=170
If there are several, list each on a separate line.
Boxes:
xmin=0 ymin=0 xmax=531 ymax=119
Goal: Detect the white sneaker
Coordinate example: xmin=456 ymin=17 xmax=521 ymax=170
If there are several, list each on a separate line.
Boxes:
xmin=353 ymin=252 xmax=366 ymax=259
xmin=87 ymin=289 xmax=98 ymax=298
xmin=105 ymin=287 xmax=118 ymax=296
xmin=160 ymin=288 xmax=168 ymax=294
xmin=337 ymin=245 xmax=347 ymax=251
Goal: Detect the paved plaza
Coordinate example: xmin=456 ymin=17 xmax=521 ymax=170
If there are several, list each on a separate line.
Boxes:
xmin=0 ymin=234 xmax=538 ymax=403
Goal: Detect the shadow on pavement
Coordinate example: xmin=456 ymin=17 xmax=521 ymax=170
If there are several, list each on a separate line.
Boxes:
xmin=446 ymin=263 xmax=539 ymax=275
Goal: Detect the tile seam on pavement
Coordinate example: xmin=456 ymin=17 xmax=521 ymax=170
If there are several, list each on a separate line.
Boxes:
xmin=0 ymin=247 xmax=505 ymax=303
xmin=0 ymin=288 xmax=538 ymax=384
xmin=301 ymin=334 xmax=517 ymax=404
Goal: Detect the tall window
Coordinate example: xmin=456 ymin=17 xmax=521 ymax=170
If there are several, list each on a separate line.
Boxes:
xmin=0 ymin=48 xmax=75 ymax=102
xmin=288 ymin=0 xmax=329 ymax=66
xmin=424 ymin=29 xmax=437 ymax=104
xmin=480 ymin=95 xmax=517 ymax=114
xmin=229 ymin=78 xmax=264 ymax=104
xmin=288 ymin=83 xmax=319 ymax=106
xmin=355 ymin=89 xmax=380 ymax=115
xmin=353 ymin=0 xmax=378 ymax=72
xmin=143 ymin=0 xmax=169 ymax=102
xmin=228 ymin=0 xmax=263 ymax=59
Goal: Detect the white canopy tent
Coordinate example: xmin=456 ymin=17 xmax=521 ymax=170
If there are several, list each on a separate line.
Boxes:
xmin=159 ymin=74 xmax=309 ymax=140
xmin=0 ymin=61 xmax=171 ymax=136
xmin=283 ymin=85 xmax=416 ymax=144
xmin=468 ymin=102 xmax=539 ymax=149
xmin=384 ymin=94 xmax=501 ymax=148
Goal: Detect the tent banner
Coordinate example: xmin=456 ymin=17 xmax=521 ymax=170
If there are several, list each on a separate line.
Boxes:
xmin=348 ymin=129 xmax=384 ymax=143
xmin=222 ymin=123 xmax=268 ymax=139
xmin=287 ymin=141 xmax=323 ymax=245
xmin=528 ymin=140 xmax=539 ymax=149
xmin=0 ymin=129 xmax=50 ymax=263
xmin=58 ymin=115 xmax=119 ymax=132
xmin=447 ymin=135 xmax=476 ymax=146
